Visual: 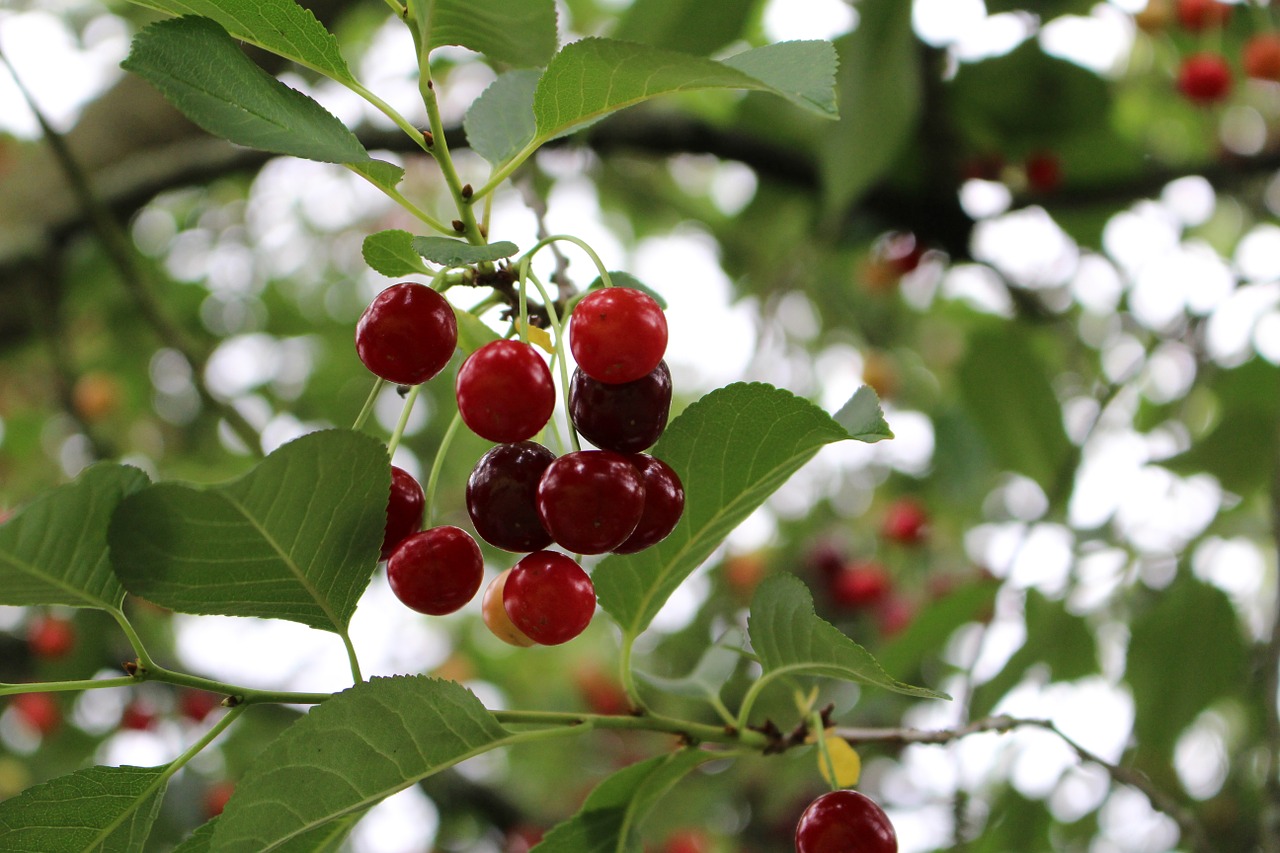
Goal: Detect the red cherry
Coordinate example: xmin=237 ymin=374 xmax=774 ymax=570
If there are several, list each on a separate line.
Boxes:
xmin=613 ymin=455 xmax=684 ymax=554
xmin=663 ymin=828 xmax=712 ymax=853
xmin=205 ymin=780 xmax=236 ymax=818
xmin=571 ymin=663 xmax=630 ymax=715
xmin=381 ymin=466 xmax=425 ymax=561
xmin=1244 ymin=33 xmax=1280 ymax=82
xmin=807 ymin=540 xmax=847 ymax=579
xmin=569 ymin=287 xmax=668 ymax=384
xmin=505 ymin=824 xmax=545 ymax=853
xmin=830 ymin=561 xmax=891 ymax=609
xmin=537 ymin=450 xmax=646 ymax=554
xmin=355 ymin=282 xmax=458 ymax=385
xmin=119 ymin=701 xmax=157 ymax=732
xmin=12 ymin=692 xmax=60 ymax=736
xmin=880 ymin=498 xmax=928 ymax=546
xmin=1176 ymin=0 xmax=1230 ymax=31
xmin=179 ymin=689 xmax=223 ymax=723
xmin=482 ymin=569 xmax=535 ymax=647
xmin=795 ymin=790 xmax=897 ymax=853
xmin=877 ymin=596 xmax=915 ymax=636
xmin=1024 ymin=151 xmax=1062 ymax=193
xmin=1177 ymin=52 xmax=1232 ymax=103
xmin=26 ymin=614 xmax=76 ymax=659
xmin=387 ymin=526 xmax=484 ymax=615
xmin=455 ymin=340 xmax=556 ymax=443
xmin=467 ymin=442 xmax=556 ymax=553
xmin=503 ymin=551 xmax=596 ymax=645
xmin=569 ymin=360 xmax=672 ymax=453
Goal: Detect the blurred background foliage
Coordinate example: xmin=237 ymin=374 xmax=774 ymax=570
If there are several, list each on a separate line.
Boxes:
xmin=1 ymin=0 xmax=1279 ymax=851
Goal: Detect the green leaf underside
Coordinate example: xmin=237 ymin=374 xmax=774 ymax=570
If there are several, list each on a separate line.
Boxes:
xmin=123 ymin=0 xmax=356 ymax=84
xmin=464 ymin=69 xmax=541 ymax=164
xmin=636 ymin=628 xmax=744 ymax=702
xmin=362 ymin=230 xmax=431 ymax=277
xmin=532 ymin=38 xmax=838 ymax=148
xmin=121 ymin=16 xmax=372 ymax=165
xmin=175 ymin=812 xmax=362 ymax=853
xmin=417 ymin=0 xmax=558 ymax=68
xmin=411 ymin=236 xmax=519 ymax=266
xmin=748 ymin=575 xmax=946 ymax=700
xmin=0 ymin=765 xmax=166 ymax=853
xmin=347 ymin=160 xmax=406 ymax=192
xmin=109 ymin=430 xmax=388 ymax=634
xmin=594 ymin=383 xmax=867 ymax=639
xmin=0 ymin=463 xmax=149 ymax=611
xmin=833 ymin=385 xmax=893 ymax=442
xmin=531 ymin=750 xmax=714 ymax=853
xmin=210 ymin=677 xmax=512 ymax=852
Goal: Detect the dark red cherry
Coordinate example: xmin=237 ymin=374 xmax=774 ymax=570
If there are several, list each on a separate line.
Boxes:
xmin=569 ymin=360 xmax=671 ymax=453
xmin=536 ymin=450 xmax=645 ymax=554
xmin=795 ymin=790 xmax=897 ymax=853
xmin=467 ymin=442 xmax=556 ymax=552
xmin=502 ymin=551 xmax=596 ymax=645
xmin=355 ymin=283 xmax=458 ymax=385
xmin=569 ymin=287 xmax=667 ymax=384
xmin=387 ymin=526 xmax=484 ymax=615
xmin=613 ymin=455 xmax=684 ymax=554
xmin=381 ymin=466 xmax=425 ymax=560
xmin=455 ymin=340 xmax=556 ymax=443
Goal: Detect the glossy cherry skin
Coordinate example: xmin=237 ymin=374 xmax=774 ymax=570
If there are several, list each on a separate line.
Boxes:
xmin=569 ymin=360 xmax=671 ymax=453
xmin=467 ymin=442 xmax=556 ymax=552
xmin=455 ymin=340 xmax=556 ymax=443
xmin=12 ymin=692 xmax=61 ymax=736
xmin=1176 ymin=0 xmax=1230 ymax=31
xmin=27 ymin=615 xmax=76 ymax=659
xmin=537 ymin=450 xmax=646 ymax=554
xmin=387 ymin=526 xmax=484 ymax=615
xmin=830 ymin=561 xmax=891 ymax=609
xmin=613 ymin=455 xmax=684 ymax=554
xmin=1177 ymin=53 xmax=1231 ymax=104
xmin=880 ymin=498 xmax=928 ymax=546
xmin=795 ymin=790 xmax=897 ymax=853
xmin=482 ymin=569 xmax=535 ymax=647
xmin=569 ymin=287 xmax=668 ymax=384
xmin=503 ymin=551 xmax=596 ymax=645
xmin=381 ymin=466 xmax=425 ymax=560
xmin=355 ymin=282 xmax=458 ymax=385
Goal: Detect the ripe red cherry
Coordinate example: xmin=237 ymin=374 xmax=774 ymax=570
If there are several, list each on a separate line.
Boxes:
xmin=481 ymin=568 xmax=535 ymax=647
xmin=613 ymin=455 xmax=684 ymax=554
xmin=467 ymin=442 xmax=556 ymax=552
xmin=503 ymin=551 xmax=596 ymax=645
xmin=795 ymin=790 xmax=897 ymax=853
xmin=381 ymin=466 xmax=425 ymax=560
xmin=569 ymin=360 xmax=672 ymax=453
xmin=569 ymin=287 xmax=668 ymax=384
xmin=355 ymin=282 xmax=458 ymax=385
xmin=1024 ymin=151 xmax=1062 ymax=193
xmin=27 ymin=614 xmax=75 ymax=659
xmin=1178 ymin=53 xmax=1232 ymax=103
xmin=179 ymin=689 xmax=222 ymax=723
xmin=119 ymin=701 xmax=157 ymax=732
xmin=1176 ymin=0 xmax=1230 ymax=31
xmin=830 ymin=561 xmax=891 ymax=609
xmin=12 ymin=692 xmax=60 ymax=736
xmin=881 ymin=498 xmax=928 ymax=546
xmin=537 ymin=450 xmax=646 ymax=554
xmin=455 ymin=340 xmax=556 ymax=443
xmin=205 ymin=781 xmax=236 ymax=818
xmin=387 ymin=526 xmax=484 ymax=615
xmin=1244 ymin=33 xmax=1280 ymax=82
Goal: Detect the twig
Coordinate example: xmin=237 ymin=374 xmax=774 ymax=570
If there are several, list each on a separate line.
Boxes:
xmin=517 ymin=175 xmax=574 ymax=301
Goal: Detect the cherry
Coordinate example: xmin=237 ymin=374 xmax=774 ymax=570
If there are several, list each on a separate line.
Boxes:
xmin=387 ymin=526 xmax=484 ymax=615
xmin=613 ymin=455 xmax=684 ymax=554
xmin=502 ymin=551 xmax=596 ymax=645
xmin=880 ymin=498 xmax=928 ymax=546
xmin=830 ymin=561 xmax=891 ymax=609
xmin=455 ymin=340 xmax=556 ymax=443
xmin=1176 ymin=0 xmax=1230 ymax=31
xmin=179 ymin=689 xmax=222 ymax=723
xmin=1135 ymin=0 xmax=1172 ymax=32
xmin=1244 ymin=33 xmax=1280 ymax=82
xmin=481 ymin=569 xmax=535 ymax=647
xmin=724 ymin=551 xmax=767 ymax=599
xmin=466 ymin=442 xmax=556 ymax=552
xmin=807 ymin=540 xmax=848 ymax=579
xmin=1177 ymin=53 xmax=1232 ymax=104
xmin=26 ymin=614 xmax=75 ymax=659
xmin=119 ymin=701 xmax=157 ymax=732
xmin=1024 ymin=151 xmax=1062 ymax=193
xmin=11 ymin=692 xmax=60 ymax=737
xmin=205 ymin=781 xmax=236 ymax=818
xmin=536 ymin=450 xmax=646 ymax=554
xmin=795 ymin=790 xmax=897 ymax=853
xmin=569 ymin=287 xmax=668 ymax=384
xmin=663 ymin=828 xmax=712 ymax=853
xmin=569 ymin=360 xmax=671 ymax=453
xmin=505 ymin=824 xmax=545 ymax=853
xmin=355 ymin=282 xmax=458 ymax=385
xmin=381 ymin=466 xmax=425 ymax=561
xmin=571 ymin=663 xmax=630 ymax=715
xmin=877 ymin=596 xmax=915 ymax=636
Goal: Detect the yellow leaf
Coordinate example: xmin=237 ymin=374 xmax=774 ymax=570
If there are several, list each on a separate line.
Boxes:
xmin=516 ymin=322 xmax=556 ymax=355
xmin=817 ymin=733 xmax=861 ymax=788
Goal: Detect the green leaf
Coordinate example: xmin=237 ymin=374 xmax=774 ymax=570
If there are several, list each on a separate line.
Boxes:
xmin=210 ymin=677 xmax=514 ymax=852
xmin=614 ymin=0 xmax=757 ymax=56
xmin=175 ymin=812 xmax=361 ymax=853
xmin=833 ymin=385 xmax=893 ymax=442
xmin=121 ymin=16 xmax=371 ymax=165
xmin=747 ymin=574 xmax=946 ymax=700
xmin=347 ymin=160 xmax=406 ymax=193
xmin=594 ymin=383 xmax=872 ymax=639
xmin=411 ymin=236 xmax=520 ymax=266
xmin=532 ymin=750 xmax=714 ymax=853
xmin=956 ymin=327 xmax=1071 ymax=493
xmin=362 ymin=230 xmax=431 ymax=277
xmin=0 ymin=463 xmax=149 ymax=611
xmin=819 ymin=0 xmax=920 ymax=213
xmin=464 ymin=69 xmax=541 ymax=165
xmin=0 ymin=765 xmax=166 ymax=852
xmin=719 ymin=41 xmax=840 ymax=118
xmin=636 ymin=628 xmax=745 ymax=703
xmin=455 ymin=309 xmax=502 ymax=355
xmin=409 ymin=0 xmax=558 ymax=68
xmin=875 ymin=579 xmax=999 ymax=678
xmin=124 ymin=0 xmax=357 ymax=84
xmin=532 ymin=38 xmax=838 ymax=147
xmin=108 ymin=430 xmax=389 ymax=634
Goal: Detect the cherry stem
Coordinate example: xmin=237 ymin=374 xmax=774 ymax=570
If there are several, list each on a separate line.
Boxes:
xmin=811 ymin=710 xmax=841 ymax=792
xmin=348 ymin=166 xmax=454 ymax=235
xmin=618 ymin=634 xmax=650 ymax=714
xmin=521 ymin=265 xmax=581 ymax=453
xmin=417 ymin=66 xmax=484 ymax=245
xmin=469 ymin=139 xmax=541 ymax=204
xmin=353 ymin=378 xmax=385 ymax=431
xmin=493 ymin=709 xmax=768 ymax=750
xmin=521 ymin=234 xmax=614 ymax=290
xmin=386 ymin=383 xmax=423 ymax=459
xmin=0 ymin=676 xmax=136 ymax=696
xmin=424 ymin=411 xmax=464 ymax=527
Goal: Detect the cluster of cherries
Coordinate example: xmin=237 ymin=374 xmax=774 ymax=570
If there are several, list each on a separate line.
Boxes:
xmin=355 ymin=280 xmax=683 ymax=647
xmin=1135 ymin=0 xmax=1280 ymax=104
